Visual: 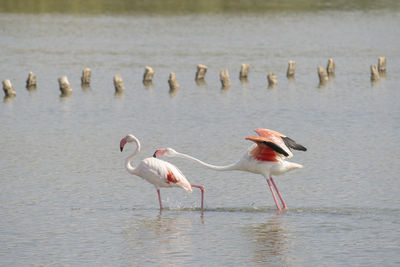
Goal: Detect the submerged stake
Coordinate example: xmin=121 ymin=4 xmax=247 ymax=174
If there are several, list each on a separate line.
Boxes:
xmin=168 ymin=72 xmax=179 ymax=91
xmin=378 ymin=57 xmax=386 ymax=74
xmin=220 ymin=69 xmax=231 ymax=89
xmin=286 ymin=61 xmax=296 ymax=79
xmin=3 ymin=79 xmax=16 ymax=97
xmin=143 ymin=66 xmax=154 ymax=85
xmin=195 ymin=64 xmax=208 ymax=81
xmin=26 ymin=72 xmax=37 ymax=90
xmin=81 ymin=68 xmax=91 ymax=87
xmin=317 ymin=66 xmax=328 ymax=85
xmin=114 ymin=74 xmax=125 ymax=93
xmin=370 ymin=64 xmax=380 ymax=82
xmin=58 ymin=76 xmax=72 ymax=96
xmin=267 ymin=73 xmax=278 ymax=88
xmin=240 ymin=64 xmax=250 ymax=80
xmin=327 ymin=58 xmax=335 ymax=76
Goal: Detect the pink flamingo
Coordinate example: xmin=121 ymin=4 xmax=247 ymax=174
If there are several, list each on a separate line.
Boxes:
xmin=120 ymin=134 xmax=204 ymax=210
xmin=153 ymin=128 xmax=306 ymax=211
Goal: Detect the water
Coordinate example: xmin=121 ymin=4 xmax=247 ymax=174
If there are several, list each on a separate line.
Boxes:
xmin=1 ymin=2 xmax=400 ymax=266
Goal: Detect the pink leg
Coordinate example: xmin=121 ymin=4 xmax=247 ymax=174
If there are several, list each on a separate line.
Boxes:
xmin=157 ymin=189 xmax=163 ymax=210
xmin=191 ymin=184 xmax=205 ymax=210
xmin=266 ymin=178 xmax=281 ymax=211
xmin=270 ymin=177 xmax=287 ymax=209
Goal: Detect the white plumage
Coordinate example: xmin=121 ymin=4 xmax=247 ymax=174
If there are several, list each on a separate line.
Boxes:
xmin=120 ymin=134 xmax=204 ymax=210
xmin=132 ymin=157 xmax=192 ymax=192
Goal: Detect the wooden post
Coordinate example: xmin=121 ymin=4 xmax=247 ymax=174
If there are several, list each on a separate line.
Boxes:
xmin=168 ymin=72 xmax=179 ymax=91
xmin=81 ymin=68 xmax=91 ymax=87
xmin=239 ymin=64 xmax=250 ymax=80
xmin=317 ymin=66 xmax=328 ymax=85
xmin=195 ymin=64 xmax=208 ymax=81
xmin=267 ymin=73 xmax=278 ymax=88
xmin=143 ymin=66 xmax=154 ymax=85
xmin=370 ymin=64 xmax=380 ymax=82
xmin=286 ymin=61 xmax=296 ymax=79
xmin=327 ymin=58 xmax=335 ymax=76
xmin=58 ymin=76 xmax=72 ymax=96
xmin=378 ymin=57 xmax=386 ymax=74
xmin=113 ymin=75 xmax=125 ymax=94
xmin=3 ymin=79 xmax=16 ymax=98
xmin=220 ymin=70 xmax=230 ymax=89
xmin=26 ymin=72 xmax=37 ymax=90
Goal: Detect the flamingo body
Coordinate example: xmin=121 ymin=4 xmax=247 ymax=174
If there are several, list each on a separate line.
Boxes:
xmin=153 ymin=128 xmax=306 ymax=210
xmin=120 ymin=134 xmax=204 ymax=210
xmin=132 ymin=157 xmax=192 ymax=192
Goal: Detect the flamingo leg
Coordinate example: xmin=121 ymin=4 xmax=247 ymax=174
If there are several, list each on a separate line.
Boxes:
xmin=266 ymin=178 xmax=281 ymax=211
xmin=157 ymin=189 xmax=163 ymax=210
xmin=270 ymin=177 xmax=287 ymax=209
xmin=190 ymin=184 xmax=205 ymax=210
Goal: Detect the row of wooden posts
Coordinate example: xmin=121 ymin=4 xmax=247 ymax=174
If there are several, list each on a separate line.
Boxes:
xmin=2 ymin=57 xmax=387 ymax=99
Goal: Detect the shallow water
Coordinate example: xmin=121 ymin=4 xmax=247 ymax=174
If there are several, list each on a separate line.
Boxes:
xmin=1 ymin=4 xmax=400 ymax=266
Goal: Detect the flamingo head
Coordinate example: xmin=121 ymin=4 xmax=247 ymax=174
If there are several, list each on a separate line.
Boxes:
xmin=120 ymin=134 xmax=135 ymax=152
xmin=153 ymin=147 xmax=178 ymax=158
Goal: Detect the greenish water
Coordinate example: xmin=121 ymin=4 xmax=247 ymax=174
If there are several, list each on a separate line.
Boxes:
xmin=1 ymin=0 xmax=400 ymax=14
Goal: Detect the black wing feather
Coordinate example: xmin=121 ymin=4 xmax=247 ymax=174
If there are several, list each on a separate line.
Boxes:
xmin=262 ymin=141 xmax=289 ymax=157
xmin=282 ymin=136 xmax=307 ymax=151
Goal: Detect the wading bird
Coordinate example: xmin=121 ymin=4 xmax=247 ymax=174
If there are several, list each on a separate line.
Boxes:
xmin=153 ymin=128 xmax=306 ymax=211
xmin=120 ymin=134 xmax=204 ymax=210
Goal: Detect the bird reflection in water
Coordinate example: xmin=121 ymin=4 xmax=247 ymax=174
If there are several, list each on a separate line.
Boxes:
xmin=245 ymin=214 xmax=291 ymax=265
xmin=123 ymin=213 xmax=203 ymax=265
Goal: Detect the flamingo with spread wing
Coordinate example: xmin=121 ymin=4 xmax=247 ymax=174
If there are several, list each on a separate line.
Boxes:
xmin=153 ymin=128 xmax=306 ymax=211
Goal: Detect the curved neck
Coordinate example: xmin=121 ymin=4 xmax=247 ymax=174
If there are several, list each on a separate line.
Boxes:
xmin=125 ymin=136 xmax=141 ymax=174
xmin=174 ymin=152 xmax=240 ymax=171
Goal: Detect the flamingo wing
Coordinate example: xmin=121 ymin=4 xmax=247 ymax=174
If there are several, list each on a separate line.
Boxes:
xmin=246 ymin=135 xmax=289 ymax=161
xmin=255 ymin=128 xmax=286 ymax=139
xmin=255 ymin=128 xmax=307 ymax=153
xmin=281 ymin=136 xmax=307 ymax=151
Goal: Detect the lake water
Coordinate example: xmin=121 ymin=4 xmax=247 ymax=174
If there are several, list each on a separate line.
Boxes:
xmin=1 ymin=2 xmax=400 ymax=266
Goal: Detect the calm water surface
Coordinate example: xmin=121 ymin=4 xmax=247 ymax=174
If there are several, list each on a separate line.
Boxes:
xmin=1 ymin=5 xmax=400 ymax=266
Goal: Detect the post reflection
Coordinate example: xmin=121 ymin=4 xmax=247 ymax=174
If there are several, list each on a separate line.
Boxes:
xmin=169 ymin=87 xmax=179 ymax=97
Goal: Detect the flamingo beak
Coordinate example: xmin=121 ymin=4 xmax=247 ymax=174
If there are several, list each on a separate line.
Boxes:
xmin=120 ymin=136 xmax=127 ymax=152
xmin=153 ymin=150 xmax=158 ymax=158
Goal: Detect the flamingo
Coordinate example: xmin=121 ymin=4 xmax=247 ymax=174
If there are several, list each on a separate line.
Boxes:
xmin=120 ymin=134 xmax=204 ymax=210
xmin=153 ymin=128 xmax=306 ymax=211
